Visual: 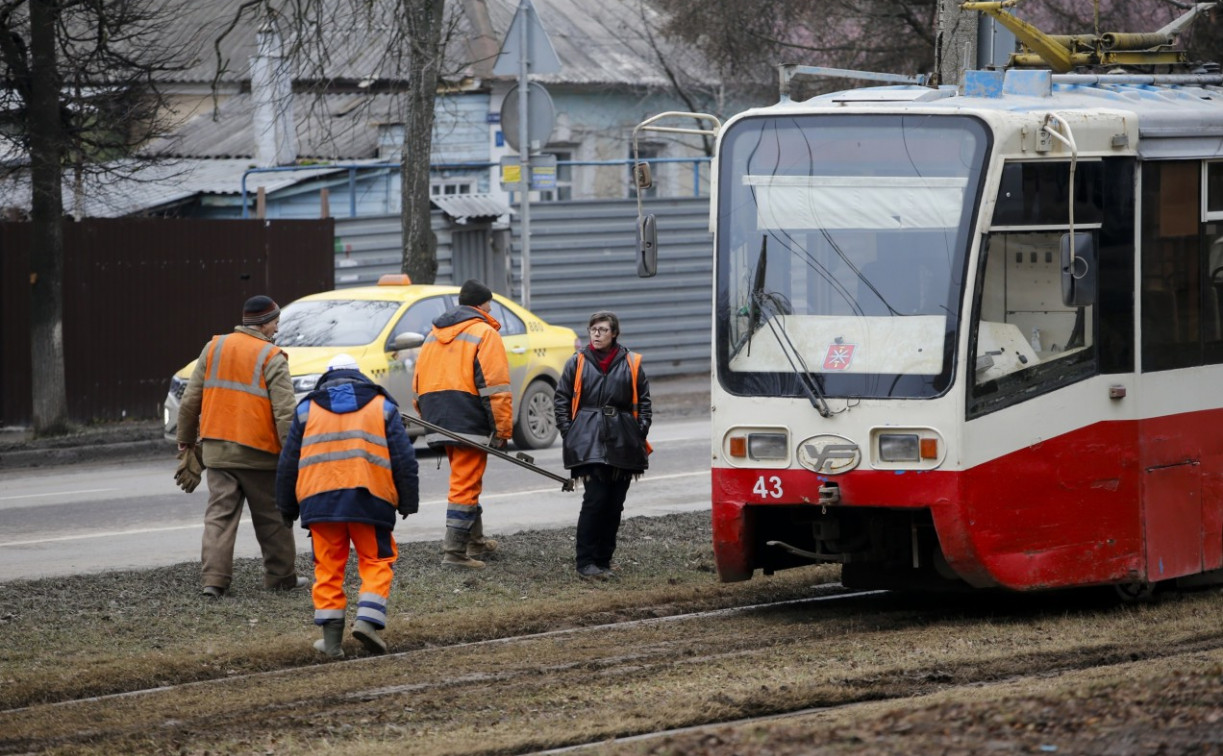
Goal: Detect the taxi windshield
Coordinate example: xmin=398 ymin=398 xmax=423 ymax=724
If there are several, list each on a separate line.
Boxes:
xmin=276 ymin=299 xmax=402 ymax=347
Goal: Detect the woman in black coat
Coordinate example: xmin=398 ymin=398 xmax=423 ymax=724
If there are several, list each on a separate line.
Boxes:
xmin=553 ymin=311 xmax=651 ymax=579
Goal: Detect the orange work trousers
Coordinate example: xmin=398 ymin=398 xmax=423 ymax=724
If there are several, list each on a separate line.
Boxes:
xmin=445 ymin=444 xmax=489 ymax=508
xmin=310 ymin=521 xmax=398 ymax=629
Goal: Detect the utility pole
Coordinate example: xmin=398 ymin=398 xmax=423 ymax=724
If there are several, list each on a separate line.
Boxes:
xmin=494 ymin=0 xmax=559 ymax=309
xmin=936 ymin=0 xmax=978 ymax=85
xmin=517 ymin=12 xmax=532 ymax=308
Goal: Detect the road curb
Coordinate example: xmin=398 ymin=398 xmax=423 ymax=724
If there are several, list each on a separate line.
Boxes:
xmin=0 ymin=438 xmax=172 ymax=470
xmin=0 ymin=380 xmax=710 ymax=471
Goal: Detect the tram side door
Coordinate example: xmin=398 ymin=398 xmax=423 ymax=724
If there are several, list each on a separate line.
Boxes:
xmin=1136 ymin=412 xmax=1204 ymax=582
xmin=1134 ymin=160 xmax=1218 ymax=581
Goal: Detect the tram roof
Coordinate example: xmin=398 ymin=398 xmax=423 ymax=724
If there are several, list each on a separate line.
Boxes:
xmin=769 ymin=69 xmax=1223 ymax=159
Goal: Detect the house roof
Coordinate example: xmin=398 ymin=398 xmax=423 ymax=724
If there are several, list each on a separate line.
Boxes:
xmin=0 ymin=159 xmax=354 ymax=218
xmin=162 ymin=0 xmax=422 ymax=86
xmin=147 ymin=93 xmax=406 ymax=161
xmin=162 ymin=0 xmax=711 ymax=90
xmin=430 ymin=192 xmax=513 ymax=223
xmin=476 ymin=0 xmax=710 ymax=88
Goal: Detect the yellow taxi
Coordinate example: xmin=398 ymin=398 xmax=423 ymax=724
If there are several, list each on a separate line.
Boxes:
xmin=163 ymin=275 xmax=579 ymax=449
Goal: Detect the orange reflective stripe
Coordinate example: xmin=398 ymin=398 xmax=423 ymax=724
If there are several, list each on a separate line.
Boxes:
xmin=629 ymin=352 xmax=641 ymax=419
xmin=628 ymin=351 xmax=653 ymax=456
xmin=199 ymin=332 xmax=283 ymax=453
xmin=571 ymin=354 xmax=585 ymax=418
xmin=296 ymin=396 xmax=398 ymax=505
xmin=573 ymin=352 xmax=639 ymax=418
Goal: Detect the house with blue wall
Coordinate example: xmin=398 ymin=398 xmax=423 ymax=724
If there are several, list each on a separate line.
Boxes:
xmin=31 ymin=0 xmax=735 ymax=221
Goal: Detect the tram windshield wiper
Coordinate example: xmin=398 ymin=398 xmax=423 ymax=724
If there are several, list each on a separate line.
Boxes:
xmin=728 ymin=234 xmax=832 ymax=417
xmin=754 ymin=299 xmax=833 ymax=418
xmin=731 ymin=236 xmax=769 ymax=360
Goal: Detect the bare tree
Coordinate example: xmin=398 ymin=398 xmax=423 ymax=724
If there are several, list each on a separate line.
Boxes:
xmin=0 ymin=0 xmax=190 ymax=434
xmin=1019 ymin=0 xmax=1223 ymax=64
xmin=400 ymin=0 xmax=445 ymax=284
xmin=214 ymin=0 xmax=459 ymax=284
xmin=653 ymin=0 xmax=939 ymax=98
xmin=652 ymin=0 xmax=1220 ymax=96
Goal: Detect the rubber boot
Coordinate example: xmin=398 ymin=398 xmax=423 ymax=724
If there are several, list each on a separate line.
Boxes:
xmin=313 ymin=619 xmax=345 ymax=658
xmin=467 ymin=509 xmax=499 ymax=559
xmin=442 ymin=527 xmax=486 ymax=569
xmin=352 ymin=619 xmax=388 ymax=655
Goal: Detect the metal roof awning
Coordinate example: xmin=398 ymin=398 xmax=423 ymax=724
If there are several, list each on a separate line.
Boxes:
xmin=430 ymin=193 xmax=514 ymax=224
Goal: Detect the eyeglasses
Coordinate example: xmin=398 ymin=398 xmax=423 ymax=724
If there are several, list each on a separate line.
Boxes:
xmin=589 ymin=326 xmax=612 ymax=335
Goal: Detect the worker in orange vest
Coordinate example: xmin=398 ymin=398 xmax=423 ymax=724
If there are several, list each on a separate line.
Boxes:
xmin=277 ymin=354 xmax=419 ymax=657
xmin=553 ymin=311 xmax=651 ymax=580
xmin=413 ymin=280 xmax=512 ymax=569
xmin=177 ymin=295 xmax=307 ymax=598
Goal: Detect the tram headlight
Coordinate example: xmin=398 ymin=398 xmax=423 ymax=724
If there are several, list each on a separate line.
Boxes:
xmin=747 ymin=432 xmax=788 ymax=460
xmin=877 ymin=433 xmax=920 ymax=462
xmin=873 ymin=430 xmax=942 ymax=466
xmin=724 ymin=428 xmax=790 ymax=467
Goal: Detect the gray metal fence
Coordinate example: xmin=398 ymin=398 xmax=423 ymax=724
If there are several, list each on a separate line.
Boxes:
xmin=334 ymin=197 xmax=713 ymax=377
xmin=333 ymin=213 xmax=454 ymax=287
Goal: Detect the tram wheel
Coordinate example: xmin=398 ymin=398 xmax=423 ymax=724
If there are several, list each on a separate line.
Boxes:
xmin=1113 ymin=580 xmax=1155 ymax=603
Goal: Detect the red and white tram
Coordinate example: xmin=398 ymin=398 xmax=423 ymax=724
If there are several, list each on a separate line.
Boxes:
xmin=640 ymin=20 xmax=1223 ymax=593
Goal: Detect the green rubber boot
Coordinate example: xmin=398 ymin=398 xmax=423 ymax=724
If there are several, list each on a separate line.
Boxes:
xmin=352 ymin=619 xmax=388 ymax=655
xmin=313 ymin=619 xmax=345 ymax=658
xmin=442 ymin=527 xmax=485 ymax=569
xmin=466 ymin=509 xmax=499 ymax=559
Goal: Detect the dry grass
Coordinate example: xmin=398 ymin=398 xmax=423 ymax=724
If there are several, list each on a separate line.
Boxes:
xmin=4 ymin=512 xmax=1223 ymax=756
xmin=0 ymin=511 xmax=831 ymax=709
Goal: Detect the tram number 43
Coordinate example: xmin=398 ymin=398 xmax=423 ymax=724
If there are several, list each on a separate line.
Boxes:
xmin=753 ymin=475 xmax=783 ymax=499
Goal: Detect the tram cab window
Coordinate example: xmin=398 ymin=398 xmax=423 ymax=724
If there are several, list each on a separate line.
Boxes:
xmin=993 ymin=161 xmax=1104 ymax=227
xmin=969 ymin=231 xmax=1097 ymax=416
xmin=969 ymin=157 xmax=1136 ymax=417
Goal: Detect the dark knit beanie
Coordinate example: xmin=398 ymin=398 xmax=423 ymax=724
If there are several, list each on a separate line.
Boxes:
xmin=242 ymin=295 xmax=281 ymax=325
xmin=458 ymin=279 xmax=493 ymax=307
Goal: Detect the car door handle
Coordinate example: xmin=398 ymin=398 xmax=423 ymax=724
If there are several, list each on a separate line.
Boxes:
xmin=510 ymin=346 xmax=527 ymax=354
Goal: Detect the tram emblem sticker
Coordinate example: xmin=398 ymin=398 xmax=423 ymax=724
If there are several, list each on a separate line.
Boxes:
xmin=797 ymin=434 xmax=861 ymax=475
xmin=823 ymin=343 xmax=856 ymax=370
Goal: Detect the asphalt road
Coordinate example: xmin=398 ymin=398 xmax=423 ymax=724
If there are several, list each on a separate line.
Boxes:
xmin=0 ymin=416 xmax=712 ymax=582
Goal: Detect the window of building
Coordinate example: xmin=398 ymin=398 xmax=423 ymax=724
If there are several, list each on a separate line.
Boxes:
xmin=431 ymin=178 xmax=475 ymax=196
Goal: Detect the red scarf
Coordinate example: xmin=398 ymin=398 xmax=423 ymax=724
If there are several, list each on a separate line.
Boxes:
xmin=591 ymin=345 xmax=618 ymax=373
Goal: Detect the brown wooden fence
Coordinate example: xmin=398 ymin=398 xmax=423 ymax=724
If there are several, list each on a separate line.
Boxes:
xmin=1 ymin=218 xmax=335 ymax=426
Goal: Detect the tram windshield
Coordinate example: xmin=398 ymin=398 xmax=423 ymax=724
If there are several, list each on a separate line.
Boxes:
xmin=716 ymin=114 xmax=989 ymax=400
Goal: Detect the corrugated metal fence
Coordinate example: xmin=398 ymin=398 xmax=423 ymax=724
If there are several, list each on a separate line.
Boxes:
xmin=335 ymin=197 xmax=713 ymax=377
xmin=333 ymin=213 xmax=454 ymax=287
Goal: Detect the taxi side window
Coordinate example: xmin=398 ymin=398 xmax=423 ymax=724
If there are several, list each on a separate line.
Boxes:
xmin=387 ymin=296 xmax=447 ymax=349
xmin=487 ymin=300 xmax=526 ymax=336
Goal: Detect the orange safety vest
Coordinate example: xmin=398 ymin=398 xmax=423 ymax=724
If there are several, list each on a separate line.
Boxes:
xmin=296 ymin=395 xmax=398 ymax=506
xmin=572 ymin=351 xmax=652 ymax=455
xmin=413 ymin=310 xmax=513 ymax=440
xmin=199 ymin=332 xmax=284 ymax=454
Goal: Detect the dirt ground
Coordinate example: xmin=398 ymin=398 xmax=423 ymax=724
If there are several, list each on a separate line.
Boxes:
xmin=625 ymin=651 xmax=1223 ymax=756
xmin=4 ymin=509 xmax=1223 ymax=755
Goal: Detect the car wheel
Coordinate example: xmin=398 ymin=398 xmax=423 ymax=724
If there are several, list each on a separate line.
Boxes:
xmin=512 ymin=380 xmax=558 ymax=449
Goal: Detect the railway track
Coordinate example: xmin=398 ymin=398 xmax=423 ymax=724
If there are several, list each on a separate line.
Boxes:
xmin=4 ymin=584 xmax=1223 ymax=755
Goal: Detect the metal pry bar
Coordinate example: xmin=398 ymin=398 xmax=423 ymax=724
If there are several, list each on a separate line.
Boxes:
xmin=401 ymin=413 xmax=576 ymax=492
